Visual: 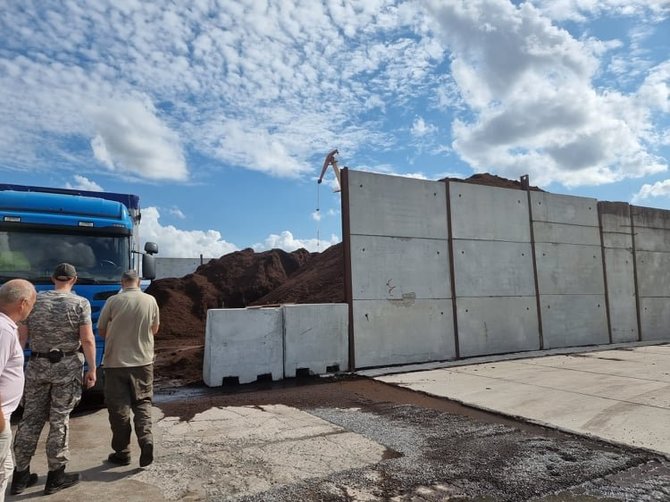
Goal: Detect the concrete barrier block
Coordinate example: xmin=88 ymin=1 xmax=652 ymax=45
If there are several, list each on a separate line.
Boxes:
xmin=283 ymin=304 xmax=349 ymax=378
xmin=632 ymin=205 xmax=670 ymax=230
xmin=457 ymin=297 xmax=540 ymax=357
xmin=353 ymin=299 xmax=455 ymax=368
xmin=453 ymin=240 xmax=535 ymax=297
xmin=449 ymin=183 xmax=530 ymax=242
xmin=535 ymin=243 xmax=605 ymax=295
xmin=603 ymin=248 xmax=638 ymax=343
xmin=532 ymin=221 xmax=601 ymax=246
xmin=636 ymin=251 xmax=670 ymax=297
xmin=639 ymin=298 xmax=670 ymax=341
xmin=350 ymin=235 xmax=451 ymax=300
xmin=347 ymin=170 xmax=448 ymax=239
xmin=540 ymin=295 xmax=608 ymax=348
xmin=633 ymin=228 xmax=670 ymax=252
xmin=531 ymin=192 xmax=599 ymax=226
xmin=204 ymin=307 xmax=283 ymax=386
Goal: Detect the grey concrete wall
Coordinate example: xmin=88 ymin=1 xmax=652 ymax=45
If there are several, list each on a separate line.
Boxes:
xmin=530 ymin=192 xmax=608 ymax=348
xmin=450 ymin=182 xmax=539 ymax=356
xmin=632 ymin=206 xmax=670 ymax=341
xmin=155 ymin=257 xmax=215 ymax=279
xmin=347 ymin=170 xmax=456 ymax=368
xmin=343 ymin=169 xmax=670 ymax=370
xmin=599 ymin=202 xmax=638 ymax=343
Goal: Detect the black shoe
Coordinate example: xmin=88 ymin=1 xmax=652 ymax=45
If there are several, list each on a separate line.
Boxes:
xmin=139 ymin=442 xmax=154 ymax=467
xmin=44 ymin=466 xmax=80 ymax=495
xmin=106 ymin=452 xmax=131 ymax=466
xmin=10 ymin=467 xmax=38 ymax=495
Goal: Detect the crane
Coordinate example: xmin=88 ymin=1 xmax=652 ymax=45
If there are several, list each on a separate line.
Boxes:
xmin=317 ymin=148 xmax=342 ymax=192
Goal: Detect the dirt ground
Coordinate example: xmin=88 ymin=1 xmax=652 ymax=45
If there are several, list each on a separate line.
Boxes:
xmin=149 ymin=376 xmax=670 ymax=501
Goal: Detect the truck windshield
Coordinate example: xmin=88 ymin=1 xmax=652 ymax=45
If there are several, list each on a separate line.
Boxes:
xmin=0 ymin=230 xmax=130 ymax=284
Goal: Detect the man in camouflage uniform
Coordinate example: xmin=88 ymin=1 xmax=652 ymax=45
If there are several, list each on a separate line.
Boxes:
xmin=10 ymin=263 xmax=97 ymax=496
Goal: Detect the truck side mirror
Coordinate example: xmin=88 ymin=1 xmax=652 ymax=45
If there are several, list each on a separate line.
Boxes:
xmin=144 ymin=242 xmax=158 ymax=255
xmin=142 ymin=253 xmax=156 ymax=280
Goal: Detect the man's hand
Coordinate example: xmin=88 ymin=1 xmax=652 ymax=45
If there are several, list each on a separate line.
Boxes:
xmin=84 ymin=369 xmax=97 ymax=389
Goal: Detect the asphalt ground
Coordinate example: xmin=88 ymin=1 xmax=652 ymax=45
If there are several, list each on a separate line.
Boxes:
xmin=7 ymin=376 xmax=665 ymax=501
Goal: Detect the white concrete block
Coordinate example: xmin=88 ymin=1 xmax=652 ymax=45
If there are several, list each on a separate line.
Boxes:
xmin=283 ymin=304 xmax=349 ymax=377
xmin=204 ymin=307 xmax=283 ymax=386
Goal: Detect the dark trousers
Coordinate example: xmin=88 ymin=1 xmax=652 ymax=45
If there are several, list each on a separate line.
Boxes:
xmin=104 ymin=364 xmax=153 ymax=455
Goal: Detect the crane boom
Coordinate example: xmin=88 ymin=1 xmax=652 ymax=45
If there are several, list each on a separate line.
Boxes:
xmin=317 ymin=148 xmax=342 ymax=192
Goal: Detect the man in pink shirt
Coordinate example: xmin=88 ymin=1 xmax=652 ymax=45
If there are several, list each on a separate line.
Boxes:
xmin=0 ymin=279 xmax=36 ymax=501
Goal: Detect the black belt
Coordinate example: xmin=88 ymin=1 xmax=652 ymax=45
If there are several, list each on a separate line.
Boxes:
xmin=30 ymin=349 xmax=79 ymax=363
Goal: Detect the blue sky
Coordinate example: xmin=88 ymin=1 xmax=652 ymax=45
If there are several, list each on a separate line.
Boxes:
xmin=1 ymin=0 xmax=668 ymax=257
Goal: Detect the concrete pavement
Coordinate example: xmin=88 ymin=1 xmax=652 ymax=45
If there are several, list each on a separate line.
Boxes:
xmin=377 ymin=343 xmax=670 ymax=458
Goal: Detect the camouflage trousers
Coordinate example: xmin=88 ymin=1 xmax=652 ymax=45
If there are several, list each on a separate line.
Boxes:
xmin=13 ymin=358 xmax=82 ymax=471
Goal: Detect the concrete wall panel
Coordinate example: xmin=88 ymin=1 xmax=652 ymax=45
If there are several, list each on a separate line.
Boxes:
xmin=457 ymin=297 xmax=540 ymax=357
xmin=348 ymin=170 xmax=448 ymax=239
xmin=449 ymin=183 xmax=530 ymax=241
xmin=535 ymin=243 xmax=604 ymax=295
xmin=204 ymin=308 xmax=283 ymax=386
xmin=633 ymin=228 xmax=670 ymax=252
xmin=531 ymin=192 xmax=599 ymax=227
xmin=636 ymin=251 xmax=670 ymax=297
xmin=352 ymin=299 xmax=455 ymax=368
xmin=453 ymin=240 xmax=535 ymax=297
xmin=350 ymin=235 xmax=451 ymax=300
xmin=632 ymin=206 xmax=670 ymax=231
xmin=603 ymin=248 xmax=638 ymax=342
xmin=639 ymin=298 xmax=670 ymax=341
xmin=283 ymin=304 xmax=348 ymax=378
xmin=532 ymin=222 xmax=601 ymax=246
xmin=540 ymin=295 xmax=608 ymax=348
xmin=155 ymin=257 xmax=215 ymax=279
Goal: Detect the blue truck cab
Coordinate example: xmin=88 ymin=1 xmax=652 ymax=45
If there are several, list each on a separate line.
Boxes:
xmin=0 ymin=183 xmax=158 ymax=385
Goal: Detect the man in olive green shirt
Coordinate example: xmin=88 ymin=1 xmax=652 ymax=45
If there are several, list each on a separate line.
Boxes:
xmin=97 ymin=270 xmax=159 ymax=468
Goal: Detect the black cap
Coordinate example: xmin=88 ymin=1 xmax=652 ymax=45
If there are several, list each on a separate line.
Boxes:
xmin=121 ymin=270 xmax=139 ymax=281
xmin=53 ymin=263 xmax=77 ymax=280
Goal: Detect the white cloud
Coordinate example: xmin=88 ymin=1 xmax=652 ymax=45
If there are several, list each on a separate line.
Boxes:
xmin=632 ymin=179 xmax=670 ymax=203
xmin=399 ymin=172 xmax=429 ymax=180
xmin=252 ymin=230 xmax=340 ymax=253
xmin=311 ymin=210 xmax=322 ymax=222
xmin=140 ymin=207 xmax=237 ymax=258
xmin=530 ymin=0 xmax=670 ymax=22
xmin=167 ymin=207 xmax=186 ymax=219
xmin=422 ymin=0 xmax=668 ymax=187
xmin=65 ymin=175 xmax=103 ymax=191
xmin=410 ymin=117 xmax=437 ymax=137
xmin=90 ymin=100 xmax=188 ymax=181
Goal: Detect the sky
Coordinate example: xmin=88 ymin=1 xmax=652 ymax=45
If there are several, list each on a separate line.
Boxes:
xmin=0 ymin=0 xmax=669 ymax=258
